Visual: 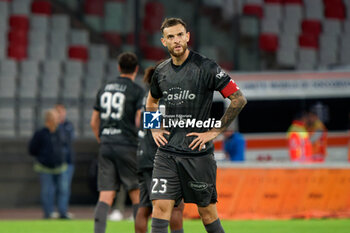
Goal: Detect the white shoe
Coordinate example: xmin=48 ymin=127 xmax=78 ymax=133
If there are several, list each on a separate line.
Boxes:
xmin=126 ymin=215 xmax=134 ymax=221
xmin=50 ymin=212 xmax=59 ymax=219
xmin=109 ymin=210 xmax=123 ymax=221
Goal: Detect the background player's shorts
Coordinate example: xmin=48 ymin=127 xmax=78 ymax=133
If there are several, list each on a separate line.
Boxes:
xmin=98 ymin=143 xmax=138 ymax=192
xmin=138 ymin=168 xmax=153 ymax=207
xmin=150 ymin=150 xmax=217 ymax=207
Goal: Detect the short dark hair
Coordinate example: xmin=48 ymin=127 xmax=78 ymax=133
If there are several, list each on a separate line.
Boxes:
xmin=143 ymin=66 xmax=156 ymax=85
xmin=161 ymin=18 xmax=187 ymax=34
xmin=117 ymin=52 xmax=138 ymax=74
xmin=143 ymin=60 xmax=165 ymax=85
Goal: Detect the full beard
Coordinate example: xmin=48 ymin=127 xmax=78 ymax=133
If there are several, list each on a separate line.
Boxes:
xmin=168 ymin=43 xmax=188 ymax=57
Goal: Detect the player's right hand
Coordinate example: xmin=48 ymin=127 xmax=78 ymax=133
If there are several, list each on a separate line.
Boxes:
xmin=151 ymin=129 xmax=170 ymax=147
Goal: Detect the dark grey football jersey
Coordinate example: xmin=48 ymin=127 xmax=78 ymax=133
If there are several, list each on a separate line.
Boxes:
xmin=137 ymin=96 xmax=164 ymax=171
xmin=94 ymin=76 xmax=144 ymax=146
xmin=137 ymin=127 xmax=157 ymax=170
xmin=150 ymin=51 xmax=235 ymax=156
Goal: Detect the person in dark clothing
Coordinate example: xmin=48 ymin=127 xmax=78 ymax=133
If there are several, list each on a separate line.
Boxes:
xmin=55 ymin=104 xmax=75 ymax=218
xmin=29 ymin=109 xmax=69 ymax=219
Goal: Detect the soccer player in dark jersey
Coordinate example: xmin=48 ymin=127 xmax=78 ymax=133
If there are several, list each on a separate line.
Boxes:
xmin=90 ymin=52 xmax=144 ymax=233
xmin=146 ymin=18 xmax=247 ymax=233
xmin=135 ymin=66 xmax=184 ymax=233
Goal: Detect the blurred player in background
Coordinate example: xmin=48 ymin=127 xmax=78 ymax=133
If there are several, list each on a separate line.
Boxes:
xmin=108 ymin=187 xmax=127 ymax=221
xmin=90 ymin=52 xmax=144 ymax=233
xmin=135 ymin=65 xmax=184 ymax=233
xmin=147 ymin=18 xmax=247 ymax=233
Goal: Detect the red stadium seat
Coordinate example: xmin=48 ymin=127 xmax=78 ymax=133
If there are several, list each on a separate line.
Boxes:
xmin=9 ymin=15 xmax=29 ymax=30
xmin=144 ymin=2 xmax=164 ymax=19
xmin=103 ymin=32 xmax=122 ymax=47
xmin=143 ymin=17 xmax=163 ymax=34
xmin=68 ymin=46 xmax=88 ymax=62
xmin=143 ymin=2 xmax=164 ymax=33
xmin=8 ymin=45 xmax=27 ymax=61
xmin=243 ymin=4 xmax=263 ymax=18
xmin=84 ymin=0 xmax=104 ymax=16
xmin=264 ymin=0 xmax=283 ymax=3
xmin=323 ymin=0 xmax=343 ymax=6
xmin=142 ymin=46 xmax=166 ymax=61
xmin=299 ymin=34 xmax=319 ymax=49
xmin=31 ymin=0 xmax=52 ymax=15
xmin=325 ymin=4 xmax=345 ymax=20
xmin=126 ymin=32 xmax=148 ymax=49
xmin=301 ymin=20 xmax=322 ymax=36
xmin=8 ymin=30 xmax=28 ymax=45
xmin=219 ymin=62 xmax=234 ymax=71
xmin=259 ymin=34 xmax=279 ymax=52
xmin=284 ymin=0 xmax=303 ymax=4
xmin=187 ymin=32 xmax=194 ymax=47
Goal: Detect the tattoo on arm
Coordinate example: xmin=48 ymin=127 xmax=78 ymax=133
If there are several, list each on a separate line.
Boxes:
xmin=218 ymin=90 xmax=247 ymax=132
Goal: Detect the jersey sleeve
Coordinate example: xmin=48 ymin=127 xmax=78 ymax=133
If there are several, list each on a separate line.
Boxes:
xmin=204 ymin=60 xmax=239 ymax=98
xmin=93 ymin=89 xmax=102 ymax=111
xmin=149 ymin=69 xmax=163 ymax=99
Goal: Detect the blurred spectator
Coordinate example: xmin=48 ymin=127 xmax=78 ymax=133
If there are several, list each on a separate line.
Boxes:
xmin=287 ymin=112 xmax=312 ymax=162
xmin=311 ymin=102 xmax=329 ymax=124
xmin=55 ymin=104 xmax=75 ymax=218
xmin=223 ymin=130 xmax=246 ymax=162
xmin=28 ymin=109 xmax=69 ymax=219
xmin=306 ymin=109 xmax=327 ymax=162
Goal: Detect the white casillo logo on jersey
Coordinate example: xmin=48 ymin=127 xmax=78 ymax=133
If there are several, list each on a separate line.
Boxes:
xmin=163 ymin=87 xmax=196 ymax=105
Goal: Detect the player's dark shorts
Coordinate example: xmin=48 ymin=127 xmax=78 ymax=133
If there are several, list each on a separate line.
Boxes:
xmin=98 ymin=143 xmax=138 ymax=192
xmin=138 ymin=168 xmax=153 ymax=207
xmin=150 ymin=150 xmax=217 ymax=207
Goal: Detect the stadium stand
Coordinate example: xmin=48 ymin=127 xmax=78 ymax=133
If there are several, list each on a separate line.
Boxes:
xmin=0 ymin=107 xmax=15 ymax=137
xmin=0 ymin=0 xmax=349 ymax=138
xmin=239 ymin=0 xmax=350 ymax=69
xmin=0 ymin=0 xmax=119 ymax=137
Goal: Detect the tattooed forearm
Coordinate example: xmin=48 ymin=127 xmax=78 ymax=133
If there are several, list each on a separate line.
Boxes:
xmin=217 ymin=90 xmax=247 ymax=133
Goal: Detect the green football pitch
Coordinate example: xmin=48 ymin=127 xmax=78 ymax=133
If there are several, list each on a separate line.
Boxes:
xmin=0 ymin=219 xmax=350 ymax=233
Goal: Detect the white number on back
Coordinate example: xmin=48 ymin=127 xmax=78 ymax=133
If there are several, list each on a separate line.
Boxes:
xmin=100 ymin=92 xmax=125 ymax=120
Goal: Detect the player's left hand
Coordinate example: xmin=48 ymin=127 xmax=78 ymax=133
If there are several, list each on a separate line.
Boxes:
xmin=186 ymin=131 xmax=220 ymax=151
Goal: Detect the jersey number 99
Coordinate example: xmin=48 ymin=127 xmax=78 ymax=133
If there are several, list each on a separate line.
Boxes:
xmin=100 ymin=92 xmax=125 ymax=120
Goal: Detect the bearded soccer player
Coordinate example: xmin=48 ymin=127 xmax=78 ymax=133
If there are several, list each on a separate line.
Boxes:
xmin=90 ymin=52 xmax=144 ymax=233
xmin=146 ymin=18 xmax=247 ymax=233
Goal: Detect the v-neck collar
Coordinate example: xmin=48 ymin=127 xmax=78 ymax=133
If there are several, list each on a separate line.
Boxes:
xmin=170 ymin=50 xmax=193 ymax=72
